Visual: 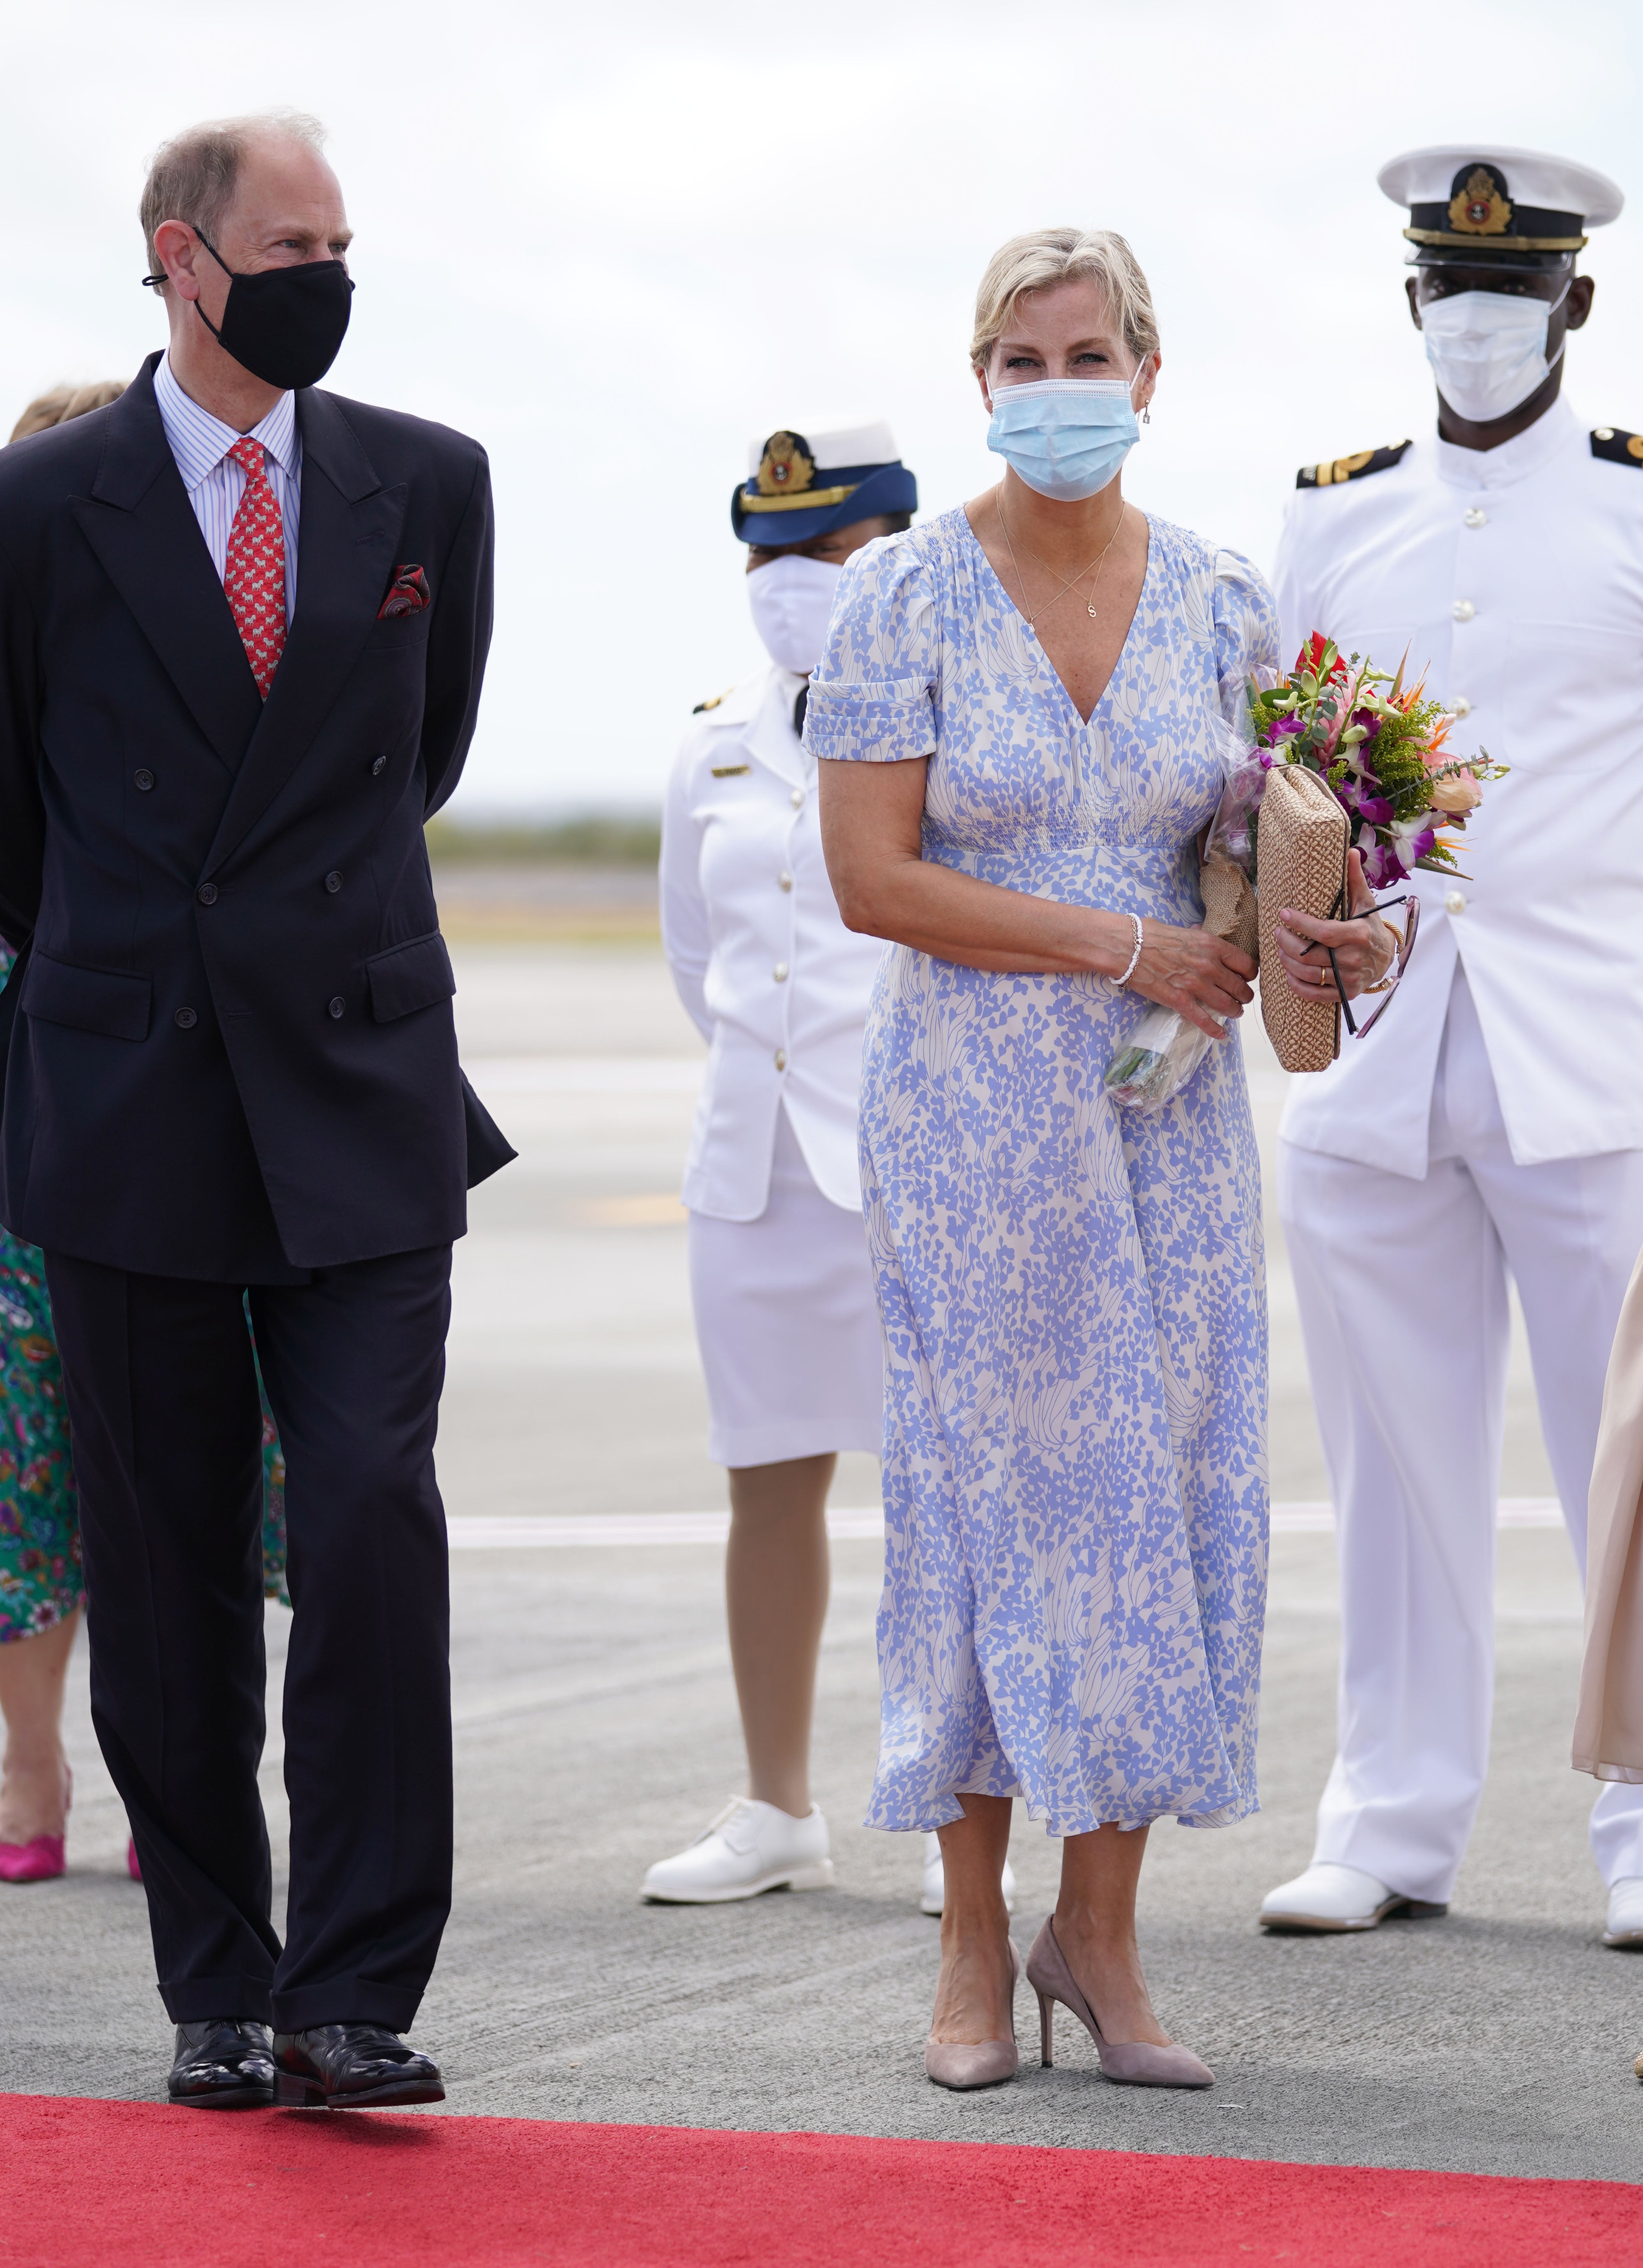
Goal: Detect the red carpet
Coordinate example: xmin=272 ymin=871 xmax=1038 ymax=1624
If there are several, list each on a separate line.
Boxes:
xmin=0 ymin=2094 xmax=1634 ymax=2266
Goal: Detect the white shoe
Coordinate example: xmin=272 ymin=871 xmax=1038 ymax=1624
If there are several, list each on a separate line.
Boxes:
xmin=1603 ymin=1876 xmax=1643 ymax=1948
xmin=919 ymin=1830 xmax=1017 ymax=1917
xmin=1259 ymin=1860 xmax=1448 ymax=1933
xmin=640 ymin=1797 xmax=835 ymax=1904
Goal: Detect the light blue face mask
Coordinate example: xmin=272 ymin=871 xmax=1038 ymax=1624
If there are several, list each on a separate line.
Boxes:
xmin=985 ymin=371 xmax=1144 ymax=502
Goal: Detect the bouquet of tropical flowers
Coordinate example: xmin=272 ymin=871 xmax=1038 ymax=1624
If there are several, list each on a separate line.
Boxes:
xmin=1249 ymin=632 xmax=1505 ymax=888
xmin=1103 ymin=634 xmax=1506 ymax=1110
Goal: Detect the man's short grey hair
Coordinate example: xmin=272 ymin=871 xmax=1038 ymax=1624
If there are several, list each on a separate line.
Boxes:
xmin=140 ymin=111 xmax=328 ymax=276
xmin=969 ymin=227 xmax=1161 ymax=373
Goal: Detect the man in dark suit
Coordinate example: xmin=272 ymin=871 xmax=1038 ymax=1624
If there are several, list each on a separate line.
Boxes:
xmin=0 ymin=111 xmax=511 ymax=2109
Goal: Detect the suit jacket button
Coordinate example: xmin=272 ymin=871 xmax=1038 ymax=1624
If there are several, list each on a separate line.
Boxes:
xmin=324 ymin=871 xmax=343 ymax=893
xmin=196 ymin=882 xmax=218 ymax=905
xmin=174 ymin=1006 xmax=197 ymax=1029
xmin=328 ymin=996 xmax=346 ymax=1019
xmin=133 ymin=769 xmax=155 ymax=792
xmin=371 ymin=755 xmax=387 ymax=776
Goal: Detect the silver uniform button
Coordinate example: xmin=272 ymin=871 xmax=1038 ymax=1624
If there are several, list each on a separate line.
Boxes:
xmin=1463 ymin=507 xmax=1487 ymax=528
xmin=779 ymin=871 xmax=793 ymax=891
xmin=1596 ymin=426 xmax=1616 ymax=441
xmin=789 ymin=788 xmax=804 ymax=809
xmin=1452 ymin=599 xmax=1476 ymax=622
xmin=1452 ymin=696 xmax=1471 ymax=717
xmin=773 ymin=962 xmax=789 ymax=982
xmin=1445 ymin=890 xmax=1467 ymax=916
xmin=774 ymin=1048 xmax=787 ymax=1071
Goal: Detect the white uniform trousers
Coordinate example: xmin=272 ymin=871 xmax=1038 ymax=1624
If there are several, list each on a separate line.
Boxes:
xmin=688 ymin=1107 xmax=884 ymax=1470
xmin=1277 ymin=967 xmax=1643 ymax=1901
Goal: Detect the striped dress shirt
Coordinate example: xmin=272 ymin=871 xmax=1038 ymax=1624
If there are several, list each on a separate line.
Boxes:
xmin=152 ymin=352 xmax=302 ymax=625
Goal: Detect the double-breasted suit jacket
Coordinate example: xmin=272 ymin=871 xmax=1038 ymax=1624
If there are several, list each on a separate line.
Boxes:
xmin=0 ymin=352 xmax=511 ymax=1280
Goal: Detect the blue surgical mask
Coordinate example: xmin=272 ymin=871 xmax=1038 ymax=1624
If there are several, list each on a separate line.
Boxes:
xmin=985 ymin=371 xmax=1143 ymax=502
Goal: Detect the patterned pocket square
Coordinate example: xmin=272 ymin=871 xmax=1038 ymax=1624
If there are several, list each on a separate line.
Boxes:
xmin=377 ymin=564 xmax=430 ymax=619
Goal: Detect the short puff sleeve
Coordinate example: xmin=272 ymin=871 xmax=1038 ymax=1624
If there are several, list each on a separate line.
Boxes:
xmin=1211 ymin=547 xmax=1281 ymax=728
xmin=802 ymin=534 xmax=937 ymax=764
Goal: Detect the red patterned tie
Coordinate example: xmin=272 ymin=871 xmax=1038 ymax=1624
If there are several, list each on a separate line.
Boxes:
xmin=224 ymin=437 xmax=288 ymax=698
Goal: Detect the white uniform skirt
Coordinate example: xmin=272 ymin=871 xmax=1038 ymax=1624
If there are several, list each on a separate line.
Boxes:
xmin=688 ymin=1108 xmax=884 ymax=1469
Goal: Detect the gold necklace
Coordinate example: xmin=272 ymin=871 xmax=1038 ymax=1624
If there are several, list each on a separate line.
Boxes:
xmin=996 ymin=488 xmax=1126 ymax=626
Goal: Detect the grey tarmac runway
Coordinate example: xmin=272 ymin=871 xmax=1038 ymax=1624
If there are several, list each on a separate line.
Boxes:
xmin=3 ymin=942 xmax=1638 ymax=2183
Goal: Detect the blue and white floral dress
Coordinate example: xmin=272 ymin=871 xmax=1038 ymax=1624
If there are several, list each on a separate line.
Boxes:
xmin=805 ymin=507 xmax=1279 ymax=1838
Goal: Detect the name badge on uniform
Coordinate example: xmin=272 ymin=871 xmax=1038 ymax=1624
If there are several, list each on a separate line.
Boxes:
xmin=710 ymin=763 xmax=750 ymax=778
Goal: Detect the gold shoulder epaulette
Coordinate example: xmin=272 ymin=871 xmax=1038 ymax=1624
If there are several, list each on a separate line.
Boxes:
xmin=1591 ymin=427 xmax=1643 ymax=466
xmin=1296 ymin=440 xmax=1413 ymax=490
xmin=692 ymin=687 xmax=732 ymax=714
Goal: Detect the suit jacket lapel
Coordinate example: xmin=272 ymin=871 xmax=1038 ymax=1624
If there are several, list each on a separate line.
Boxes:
xmin=68 ymin=353 xmax=262 ymax=773
xmin=202 ymin=388 xmax=406 ymax=880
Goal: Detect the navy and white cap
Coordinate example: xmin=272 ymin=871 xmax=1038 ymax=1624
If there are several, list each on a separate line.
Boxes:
xmin=731 ymin=419 xmax=917 ymax=547
xmin=1379 ymin=145 xmax=1624 ymax=269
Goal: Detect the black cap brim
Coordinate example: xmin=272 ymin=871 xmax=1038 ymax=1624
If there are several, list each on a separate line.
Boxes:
xmin=732 ymin=461 xmax=917 ymax=547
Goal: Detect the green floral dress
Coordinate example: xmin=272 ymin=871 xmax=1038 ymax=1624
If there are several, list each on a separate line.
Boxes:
xmin=0 ymin=944 xmax=288 ymax=1642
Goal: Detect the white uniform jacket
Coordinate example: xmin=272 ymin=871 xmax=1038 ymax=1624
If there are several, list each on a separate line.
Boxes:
xmin=660 ymin=663 xmax=886 ymax=1220
xmin=1273 ymin=398 xmax=1643 ymax=1176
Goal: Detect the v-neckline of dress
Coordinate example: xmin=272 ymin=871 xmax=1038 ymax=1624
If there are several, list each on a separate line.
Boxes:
xmin=962 ymin=507 xmax=1154 ymax=732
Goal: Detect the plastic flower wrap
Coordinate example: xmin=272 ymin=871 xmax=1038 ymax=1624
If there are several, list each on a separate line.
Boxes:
xmin=1103 ymin=714 xmax=1264 ymax=1112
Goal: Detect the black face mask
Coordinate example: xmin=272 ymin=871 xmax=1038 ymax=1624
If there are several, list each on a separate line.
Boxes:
xmin=146 ymin=233 xmax=354 ymax=391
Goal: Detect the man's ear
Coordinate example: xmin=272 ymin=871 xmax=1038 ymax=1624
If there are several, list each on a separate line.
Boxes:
xmin=1567 ymin=275 xmax=1596 ymax=332
xmin=1404 ymin=276 xmax=1424 ymax=333
xmin=152 ymin=220 xmax=202 ymax=302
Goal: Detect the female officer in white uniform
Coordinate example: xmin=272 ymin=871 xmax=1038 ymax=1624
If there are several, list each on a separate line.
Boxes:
xmin=645 ymin=423 xmax=1000 ymax=1911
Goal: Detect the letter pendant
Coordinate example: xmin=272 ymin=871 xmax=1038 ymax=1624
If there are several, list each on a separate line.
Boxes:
xmin=1087 ymin=602 xmax=1098 ymax=617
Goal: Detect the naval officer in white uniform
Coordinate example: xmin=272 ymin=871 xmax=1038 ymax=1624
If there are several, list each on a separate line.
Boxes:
xmin=1260 ymin=148 xmax=1643 ymax=1948
xmin=644 ymin=424 xmax=1015 ymax=1915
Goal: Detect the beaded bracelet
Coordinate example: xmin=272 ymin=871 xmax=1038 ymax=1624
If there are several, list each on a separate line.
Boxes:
xmin=1116 ymin=912 xmax=1144 ymax=988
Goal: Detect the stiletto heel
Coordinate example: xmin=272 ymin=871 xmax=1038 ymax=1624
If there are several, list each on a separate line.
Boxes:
xmin=1037 ymin=1989 xmax=1055 ymax=2067
xmin=1024 ymin=1915 xmax=1213 ymax=2089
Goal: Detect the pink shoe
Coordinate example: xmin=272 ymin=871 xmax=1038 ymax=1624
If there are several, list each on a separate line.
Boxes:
xmin=0 ymin=1833 xmax=66 ymax=1883
xmin=127 ymin=1837 xmax=142 ymax=1882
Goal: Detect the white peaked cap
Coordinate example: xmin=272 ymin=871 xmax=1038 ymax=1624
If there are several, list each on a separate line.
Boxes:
xmin=745 ymin=420 xmax=900 ymax=477
xmin=1378 ymin=145 xmax=1623 ymax=228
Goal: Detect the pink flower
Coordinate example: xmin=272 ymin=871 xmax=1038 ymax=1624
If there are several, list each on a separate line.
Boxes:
xmin=1429 ymin=770 xmax=1481 ymax=815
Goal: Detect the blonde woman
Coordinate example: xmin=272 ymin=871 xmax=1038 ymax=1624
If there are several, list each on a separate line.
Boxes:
xmin=811 ymin=229 xmax=1391 ymax=2090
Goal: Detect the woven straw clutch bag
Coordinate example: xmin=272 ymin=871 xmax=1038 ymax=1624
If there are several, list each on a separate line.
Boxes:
xmin=1256 ymin=764 xmax=1349 ymax=1074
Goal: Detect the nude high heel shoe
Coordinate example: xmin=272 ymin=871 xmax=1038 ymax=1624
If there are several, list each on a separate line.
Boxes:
xmin=924 ymin=1938 xmax=1021 ymax=2090
xmin=1025 ymin=1915 xmax=1212 ymax=2088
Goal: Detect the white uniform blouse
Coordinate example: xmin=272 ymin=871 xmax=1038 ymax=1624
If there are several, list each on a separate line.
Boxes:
xmin=660 ymin=662 xmax=886 ymax=1220
xmin=1273 ymin=398 xmax=1643 ymax=1175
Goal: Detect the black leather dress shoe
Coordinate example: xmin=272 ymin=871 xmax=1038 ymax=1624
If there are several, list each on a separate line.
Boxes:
xmin=167 ymin=2019 xmax=276 ymax=2109
xmin=273 ymin=2023 xmax=445 ymax=2109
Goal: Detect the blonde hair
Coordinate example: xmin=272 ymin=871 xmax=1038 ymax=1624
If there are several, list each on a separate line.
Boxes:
xmin=10 ymin=380 xmax=126 ymax=443
xmin=969 ymin=227 xmax=1160 ymax=373
xmin=139 ymin=111 xmax=328 ymax=274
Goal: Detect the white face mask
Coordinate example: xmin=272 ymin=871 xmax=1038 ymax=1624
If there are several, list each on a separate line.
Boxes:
xmin=1420 ymin=285 xmax=1569 ymax=424
xmin=746 ymin=553 xmax=842 ymax=675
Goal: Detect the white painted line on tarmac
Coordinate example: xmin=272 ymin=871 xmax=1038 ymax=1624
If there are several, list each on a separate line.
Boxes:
xmin=444 ymin=1499 xmax=1564 ymax=1550
xmin=462 ymin=1055 xmax=704 ymax=1095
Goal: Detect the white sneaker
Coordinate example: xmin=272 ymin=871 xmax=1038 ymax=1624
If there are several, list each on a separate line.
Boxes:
xmin=919 ymin=1830 xmax=1017 ymax=1917
xmin=1603 ymin=1876 xmax=1643 ymax=1947
xmin=640 ymin=1797 xmax=835 ymax=1904
xmin=1259 ymin=1860 xmax=1447 ymax=1933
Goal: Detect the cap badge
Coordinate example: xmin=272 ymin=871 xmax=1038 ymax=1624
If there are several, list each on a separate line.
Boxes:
xmin=1448 ymin=164 xmax=1512 ymax=237
xmin=755 ymin=431 xmax=816 ymax=499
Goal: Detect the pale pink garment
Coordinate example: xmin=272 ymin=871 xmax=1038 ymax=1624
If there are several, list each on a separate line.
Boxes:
xmin=1575 ymin=1242 xmax=1643 ymax=1783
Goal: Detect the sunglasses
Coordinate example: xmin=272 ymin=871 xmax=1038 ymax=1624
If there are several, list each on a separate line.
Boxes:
xmin=1322 ymin=892 xmax=1421 ymax=1039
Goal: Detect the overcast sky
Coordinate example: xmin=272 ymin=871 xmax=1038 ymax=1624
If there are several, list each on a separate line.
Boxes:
xmin=4 ymin=0 xmax=1640 ymax=814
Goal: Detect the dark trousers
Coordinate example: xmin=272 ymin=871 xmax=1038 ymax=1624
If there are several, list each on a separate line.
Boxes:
xmin=44 ymin=1243 xmax=454 ymax=2033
